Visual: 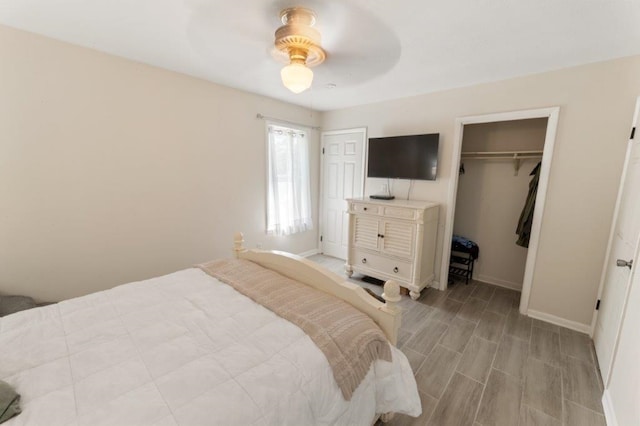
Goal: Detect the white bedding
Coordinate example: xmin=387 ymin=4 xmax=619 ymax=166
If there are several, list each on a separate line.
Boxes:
xmin=0 ymin=268 xmax=420 ymax=425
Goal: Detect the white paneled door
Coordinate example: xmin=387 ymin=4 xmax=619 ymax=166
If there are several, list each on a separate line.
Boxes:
xmin=605 ymin=228 xmax=640 ymax=425
xmin=594 ymin=98 xmax=640 ymax=385
xmin=320 ymin=128 xmax=366 ymax=260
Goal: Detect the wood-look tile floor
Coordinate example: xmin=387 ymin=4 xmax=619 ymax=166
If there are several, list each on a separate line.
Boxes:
xmin=308 ymin=255 xmax=606 ymax=426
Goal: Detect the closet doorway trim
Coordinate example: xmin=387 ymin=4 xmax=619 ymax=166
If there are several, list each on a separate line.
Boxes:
xmin=442 ymin=107 xmax=560 ymax=315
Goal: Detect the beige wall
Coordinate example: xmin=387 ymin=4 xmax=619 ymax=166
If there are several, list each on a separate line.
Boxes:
xmin=3 ymin=23 xmax=640 ymax=329
xmin=454 ymin=119 xmax=547 ymax=290
xmin=0 ymin=26 xmax=320 ymax=302
xmin=322 ymin=56 xmax=640 ymax=327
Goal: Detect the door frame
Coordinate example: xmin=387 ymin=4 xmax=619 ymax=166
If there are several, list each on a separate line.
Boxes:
xmin=318 ymin=127 xmax=368 ymax=254
xmin=440 ymin=107 xmax=560 ymax=317
xmin=592 ymin=96 xmax=640 ymax=387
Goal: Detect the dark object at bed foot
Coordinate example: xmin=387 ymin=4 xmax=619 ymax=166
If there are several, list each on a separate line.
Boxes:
xmin=0 ymin=379 xmax=21 ymax=423
xmin=362 ymin=275 xmax=385 ymax=286
xmin=0 ymin=296 xmax=37 ymax=317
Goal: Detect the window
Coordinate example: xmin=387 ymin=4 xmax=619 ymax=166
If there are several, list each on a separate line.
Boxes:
xmin=266 ymin=123 xmax=313 ymax=236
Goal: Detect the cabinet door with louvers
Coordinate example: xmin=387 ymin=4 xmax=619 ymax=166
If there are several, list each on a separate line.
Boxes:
xmin=352 ymin=216 xmax=380 ymax=250
xmin=380 ymin=220 xmax=415 ymax=259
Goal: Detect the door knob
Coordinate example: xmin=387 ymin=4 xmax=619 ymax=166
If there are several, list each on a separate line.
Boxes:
xmin=616 ymin=259 xmax=633 ymax=269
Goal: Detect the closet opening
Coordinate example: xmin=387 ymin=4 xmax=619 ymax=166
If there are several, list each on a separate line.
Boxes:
xmin=441 ymin=108 xmax=560 ymax=315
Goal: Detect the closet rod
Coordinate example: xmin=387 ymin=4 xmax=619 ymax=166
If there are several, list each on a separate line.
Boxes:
xmin=256 ymin=113 xmax=321 ymax=131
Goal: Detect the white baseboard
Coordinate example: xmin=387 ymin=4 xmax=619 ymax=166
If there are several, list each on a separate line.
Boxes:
xmin=298 ymin=248 xmax=320 ymax=258
xmin=430 ymin=280 xmax=442 ymax=291
xmin=527 ymin=309 xmax=592 ymax=334
xmin=476 ymin=274 xmax=523 ymax=291
xmin=602 ymin=389 xmax=618 ymax=426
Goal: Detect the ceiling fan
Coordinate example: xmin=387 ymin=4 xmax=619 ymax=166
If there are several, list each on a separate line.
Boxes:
xmin=272 ymin=7 xmax=326 ymax=94
xmin=183 ymin=0 xmax=400 ymax=96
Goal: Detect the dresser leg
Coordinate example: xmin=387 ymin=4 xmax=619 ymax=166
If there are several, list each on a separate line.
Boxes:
xmin=409 ymin=290 xmax=420 ymax=300
xmin=345 ymin=264 xmax=353 ymax=277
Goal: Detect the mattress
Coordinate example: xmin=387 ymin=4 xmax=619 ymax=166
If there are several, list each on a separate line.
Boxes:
xmin=0 ymin=267 xmax=421 ymax=425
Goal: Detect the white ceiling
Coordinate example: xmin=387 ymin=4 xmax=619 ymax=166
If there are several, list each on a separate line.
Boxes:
xmin=1 ymin=0 xmax=639 ymax=111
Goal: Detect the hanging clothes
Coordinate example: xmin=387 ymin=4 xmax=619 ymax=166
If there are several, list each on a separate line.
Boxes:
xmin=516 ymin=162 xmax=541 ymax=247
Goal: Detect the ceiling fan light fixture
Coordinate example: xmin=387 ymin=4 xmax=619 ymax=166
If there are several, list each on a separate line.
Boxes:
xmin=281 ymin=62 xmax=313 ymax=94
xmin=274 ymin=7 xmax=326 ymax=94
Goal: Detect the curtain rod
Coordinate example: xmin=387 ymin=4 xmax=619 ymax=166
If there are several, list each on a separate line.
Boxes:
xmin=256 ymin=113 xmax=321 ymax=131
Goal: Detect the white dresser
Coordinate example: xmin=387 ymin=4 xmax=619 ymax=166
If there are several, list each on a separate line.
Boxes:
xmin=345 ymin=198 xmax=439 ymax=300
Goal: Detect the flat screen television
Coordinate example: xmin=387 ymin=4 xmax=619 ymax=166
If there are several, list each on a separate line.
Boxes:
xmin=367 ymin=133 xmax=439 ymax=180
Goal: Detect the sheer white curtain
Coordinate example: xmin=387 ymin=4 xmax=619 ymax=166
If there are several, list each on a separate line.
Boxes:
xmin=266 ymin=124 xmax=313 ymax=236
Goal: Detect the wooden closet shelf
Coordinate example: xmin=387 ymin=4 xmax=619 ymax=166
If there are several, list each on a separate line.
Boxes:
xmin=449 ymin=265 xmax=470 ymax=275
xmin=450 ymin=255 xmax=473 ymax=265
xmin=460 ymin=150 xmax=543 ymax=175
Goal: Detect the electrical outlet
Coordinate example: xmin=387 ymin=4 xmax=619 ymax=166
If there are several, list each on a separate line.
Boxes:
xmin=381 ymin=184 xmax=388 ymax=194
xmin=256 ymin=243 xmax=263 ymax=249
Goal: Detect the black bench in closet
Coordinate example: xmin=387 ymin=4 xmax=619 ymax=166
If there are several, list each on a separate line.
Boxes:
xmin=449 ymin=235 xmax=479 ymax=285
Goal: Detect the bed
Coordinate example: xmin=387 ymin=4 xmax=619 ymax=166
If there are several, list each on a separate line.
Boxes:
xmin=0 ymin=233 xmax=421 ymax=425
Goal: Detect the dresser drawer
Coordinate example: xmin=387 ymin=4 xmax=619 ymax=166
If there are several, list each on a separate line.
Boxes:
xmin=351 ymin=203 xmax=380 ymax=215
xmin=352 ymin=250 xmax=413 ymax=281
xmin=382 ymin=206 xmax=416 ymax=220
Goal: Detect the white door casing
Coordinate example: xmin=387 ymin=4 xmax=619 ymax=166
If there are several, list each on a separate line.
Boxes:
xmin=320 ymin=128 xmax=367 ymax=259
xmin=443 ymin=107 xmax=560 ymax=318
xmin=594 ymin=98 xmax=640 ymax=386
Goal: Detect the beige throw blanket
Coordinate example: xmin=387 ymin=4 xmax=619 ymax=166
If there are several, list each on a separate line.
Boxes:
xmin=198 ymin=258 xmax=392 ymax=400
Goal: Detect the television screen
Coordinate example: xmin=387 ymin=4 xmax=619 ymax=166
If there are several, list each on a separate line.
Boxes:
xmin=367 ymin=133 xmax=439 ymax=180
